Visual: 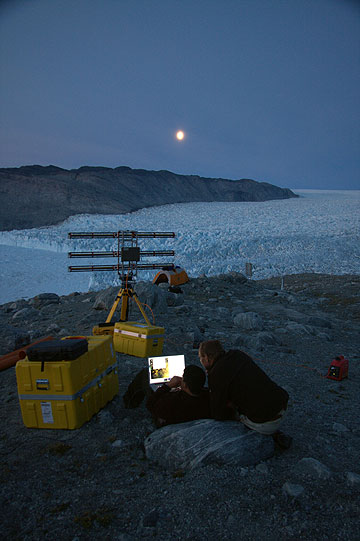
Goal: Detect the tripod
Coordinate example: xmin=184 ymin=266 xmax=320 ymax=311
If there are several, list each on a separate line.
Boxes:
xmin=104 ymin=280 xmax=151 ymax=327
xmin=68 ymin=229 xmax=175 ymax=336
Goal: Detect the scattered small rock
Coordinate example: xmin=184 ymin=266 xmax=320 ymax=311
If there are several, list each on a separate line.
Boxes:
xmin=12 ymin=307 xmax=40 ymax=321
xmin=294 ymin=458 xmax=332 ymax=479
xmin=282 ymin=482 xmax=305 ymax=498
xmin=345 ymin=471 xmax=360 ymax=485
xmin=233 ymin=312 xmax=264 ymax=330
xmin=332 ymin=422 xmax=349 ymax=433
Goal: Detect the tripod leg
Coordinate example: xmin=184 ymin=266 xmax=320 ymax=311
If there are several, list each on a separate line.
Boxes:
xmin=132 ymin=292 xmax=151 ymax=326
xmin=120 ymin=294 xmax=129 ymax=321
xmin=105 ymin=288 xmax=123 ymax=323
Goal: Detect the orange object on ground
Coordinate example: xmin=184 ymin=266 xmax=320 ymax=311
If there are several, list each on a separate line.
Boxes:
xmin=153 ymin=266 xmax=189 ymax=287
xmin=0 ymin=336 xmax=54 ymax=372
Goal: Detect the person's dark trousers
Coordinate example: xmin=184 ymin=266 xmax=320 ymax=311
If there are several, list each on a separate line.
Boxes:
xmin=123 ymin=368 xmax=154 ymax=408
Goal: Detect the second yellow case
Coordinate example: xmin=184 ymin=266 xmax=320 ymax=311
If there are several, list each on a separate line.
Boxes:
xmin=113 ymin=321 xmax=164 ymax=357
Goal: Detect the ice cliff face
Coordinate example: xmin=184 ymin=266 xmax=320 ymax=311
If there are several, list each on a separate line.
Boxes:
xmin=0 ymin=165 xmax=297 ymax=230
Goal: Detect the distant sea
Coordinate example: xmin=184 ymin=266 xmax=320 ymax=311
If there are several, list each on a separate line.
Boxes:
xmin=294 ymin=189 xmax=360 ymax=197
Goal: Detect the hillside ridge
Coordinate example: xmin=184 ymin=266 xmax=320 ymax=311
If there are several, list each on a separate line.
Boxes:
xmin=0 ymin=164 xmax=298 ymax=230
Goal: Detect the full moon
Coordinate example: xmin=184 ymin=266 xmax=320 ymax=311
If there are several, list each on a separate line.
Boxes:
xmin=176 ymin=130 xmax=185 ymax=141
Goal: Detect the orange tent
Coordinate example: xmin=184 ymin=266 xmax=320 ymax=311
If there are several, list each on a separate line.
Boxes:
xmin=153 ymin=266 xmax=189 ymax=287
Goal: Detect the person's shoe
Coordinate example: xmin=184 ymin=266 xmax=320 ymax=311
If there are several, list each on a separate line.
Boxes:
xmin=272 ymin=431 xmax=293 ymax=450
xmin=123 ymin=368 xmax=148 ymax=408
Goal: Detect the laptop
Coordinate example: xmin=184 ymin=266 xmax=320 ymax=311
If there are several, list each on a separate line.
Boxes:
xmin=148 ymin=354 xmax=185 ymax=389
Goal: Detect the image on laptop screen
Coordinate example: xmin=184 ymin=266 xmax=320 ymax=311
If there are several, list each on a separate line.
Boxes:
xmin=148 ymin=355 xmax=185 ymax=385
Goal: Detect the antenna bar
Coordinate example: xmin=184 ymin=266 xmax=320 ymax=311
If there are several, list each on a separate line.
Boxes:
xmin=141 ymin=250 xmax=175 ymax=257
xmin=68 ymin=263 xmax=175 ymax=272
xmin=68 ymin=231 xmax=175 ymax=239
xmin=68 ymin=250 xmax=175 ymax=258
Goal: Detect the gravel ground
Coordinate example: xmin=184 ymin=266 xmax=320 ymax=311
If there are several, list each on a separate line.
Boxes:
xmin=0 ymin=273 xmax=359 ymax=540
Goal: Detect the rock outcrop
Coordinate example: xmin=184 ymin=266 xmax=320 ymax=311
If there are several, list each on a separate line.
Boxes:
xmin=0 ymin=164 xmax=298 ymax=230
xmin=144 ymin=419 xmax=275 ymax=470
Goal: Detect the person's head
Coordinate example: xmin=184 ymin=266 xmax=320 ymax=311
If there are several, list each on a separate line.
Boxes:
xmin=181 ymin=364 xmax=206 ymax=396
xmin=198 ymin=340 xmax=225 ymax=371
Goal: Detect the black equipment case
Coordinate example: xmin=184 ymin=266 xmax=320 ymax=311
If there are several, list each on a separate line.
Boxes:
xmin=26 ymin=339 xmax=88 ymax=363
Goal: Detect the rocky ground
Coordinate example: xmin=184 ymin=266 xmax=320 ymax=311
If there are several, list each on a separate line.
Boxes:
xmin=0 ymin=272 xmax=359 ymax=540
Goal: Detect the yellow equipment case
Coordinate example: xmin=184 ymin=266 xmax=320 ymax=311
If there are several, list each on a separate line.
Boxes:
xmin=16 ymin=336 xmax=119 ymax=429
xmin=92 ymin=322 xmax=115 ymax=337
xmin=113 ymin=321 xmax=164 ymax=357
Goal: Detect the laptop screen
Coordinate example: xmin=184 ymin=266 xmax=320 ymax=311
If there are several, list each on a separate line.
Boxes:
xmin=148 ymin=355 xmax=185 ymax=385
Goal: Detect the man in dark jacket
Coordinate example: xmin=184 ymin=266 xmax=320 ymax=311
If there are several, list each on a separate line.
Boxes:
xmin=123 ymin=364 xmax=211 ymax=427
xmin=199 ymin=340 xmax=291 ymax=445
xmin=146 ymin=364 xmax=211 ymax=426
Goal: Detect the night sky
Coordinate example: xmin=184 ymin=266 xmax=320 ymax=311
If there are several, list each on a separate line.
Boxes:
xmin=1 ymin=0 xmax=359 ymax=190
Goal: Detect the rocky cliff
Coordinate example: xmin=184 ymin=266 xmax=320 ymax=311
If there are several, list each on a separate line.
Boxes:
xmin=0 ymin=165 xmax=298 ymax=230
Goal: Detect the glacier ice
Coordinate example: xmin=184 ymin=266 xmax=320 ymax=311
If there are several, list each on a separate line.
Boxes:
xmin=0 ymin=190 xmax=359 ymax=304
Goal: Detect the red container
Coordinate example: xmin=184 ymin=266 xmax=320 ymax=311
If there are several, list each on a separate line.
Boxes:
xmin=327 ymin=355 xmax=349 ymax=381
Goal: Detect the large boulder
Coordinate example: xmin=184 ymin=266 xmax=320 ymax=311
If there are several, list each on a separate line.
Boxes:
xmin=144 ymin=419 xmax=274 ymax=470
xmin=92 ymin=282 xmax=170 ymax=319
xmin=93 ymin=286 xmax=119 ymax=311
xmin=235 ymin=331 xmax=280 ymax=351
xmin=134 ymin=282 xmax=168 ymax=313
xmin=233 ymin=311 xmax=264 ymax=330
xmin=12 ymin=307 xmax=40 ymax=322
xmin=30 ymin=293 xmax=60 ymax=308
xmin=0 ymin=324 xmax=31 ymax=354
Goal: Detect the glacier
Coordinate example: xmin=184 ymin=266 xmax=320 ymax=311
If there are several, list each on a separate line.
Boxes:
xmin=0 ymin=189 xmax=359 ymax=304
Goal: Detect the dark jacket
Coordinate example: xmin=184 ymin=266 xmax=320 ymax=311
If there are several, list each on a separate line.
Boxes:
xmin=208 ymin=350 xmax=289 ymax=423
xmin=146 ymin=385 xmax=211 ymax=426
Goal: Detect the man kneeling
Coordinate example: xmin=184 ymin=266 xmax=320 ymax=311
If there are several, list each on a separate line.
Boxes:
xmin=198 ymin=340 xmax=292 ymax=449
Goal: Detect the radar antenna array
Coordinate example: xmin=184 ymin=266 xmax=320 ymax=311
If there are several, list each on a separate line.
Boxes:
xmin=67 ymin=230 xmax=176 ymax=330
